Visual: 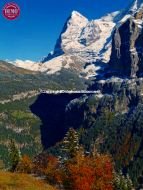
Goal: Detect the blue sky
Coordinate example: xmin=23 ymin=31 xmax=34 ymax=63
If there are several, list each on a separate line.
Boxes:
xmin=0 ymin=0 xmax=132 ymax=61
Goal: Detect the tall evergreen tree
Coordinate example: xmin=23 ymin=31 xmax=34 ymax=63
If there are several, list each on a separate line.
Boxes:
xmin=9 ymin=139 xmax=21 ymax=172
xmin=61 ymin=128 xmax=80 ymax=160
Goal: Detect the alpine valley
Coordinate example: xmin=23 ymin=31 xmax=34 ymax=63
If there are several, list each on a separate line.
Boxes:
xmin=1 ymin=0 xmax=143 ymax=188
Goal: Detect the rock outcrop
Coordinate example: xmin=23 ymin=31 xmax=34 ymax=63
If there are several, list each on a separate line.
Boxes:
xmin=109 ymin=8 xmax=143 ymax=78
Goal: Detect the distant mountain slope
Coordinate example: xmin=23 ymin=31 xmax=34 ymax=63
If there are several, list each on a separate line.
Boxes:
xmin=0 ymin=60 xmax=88 ymax=100
xmin=0 ymin=97 xmax=42 ymax=166
xmin=0 ymin=60 xmax=37 ymax=75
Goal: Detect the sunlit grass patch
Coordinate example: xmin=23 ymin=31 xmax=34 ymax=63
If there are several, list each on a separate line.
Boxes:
xmin=0 ymin=171 xmax=57 ymax=190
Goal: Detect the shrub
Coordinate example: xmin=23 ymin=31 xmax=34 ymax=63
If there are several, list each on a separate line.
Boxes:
xmin=114 ymin=172 xmax=134 ymax=190
xmin=17 ymin=155 xmax=33 ymax=173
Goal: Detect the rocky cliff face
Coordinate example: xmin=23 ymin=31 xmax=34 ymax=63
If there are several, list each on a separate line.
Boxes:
xmin=109 ymin=8 xmax=143 ymax=78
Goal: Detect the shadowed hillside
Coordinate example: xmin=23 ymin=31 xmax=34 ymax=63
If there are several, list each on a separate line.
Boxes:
xmin=30 ymin=93 xmax=93 ymax=149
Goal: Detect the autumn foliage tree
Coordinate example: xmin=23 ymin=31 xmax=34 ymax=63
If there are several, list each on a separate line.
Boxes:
xmin=58 ymin=128 xmax=114 ymax=190
xmin=33 ymin=153 xmax=59 ymax=184
xmin=33 ymin=152 xmax=50 ymax=175
xmin=61 ymin=151 xmax=114 ymax=190
xmin=17 ymin=155 xmax=33 ymax=174
xmin=43 ymin=155 xmax=59 ymax=184
xmin=13 ymin=128 xmax=115 ymax=189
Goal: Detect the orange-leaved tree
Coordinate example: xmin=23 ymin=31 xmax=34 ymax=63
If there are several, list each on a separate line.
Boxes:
xmin=43 ymin=155 xmax=59 ymax=184
xmin=33 ymin=153 xmax=60 ymax=184
xmin=17 ymin=155 xmax=33 ymax=173
xmin=61 ymin=149 xmax=114 ymax=190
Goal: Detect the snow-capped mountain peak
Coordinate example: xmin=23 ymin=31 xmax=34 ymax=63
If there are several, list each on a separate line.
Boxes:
xmin=68 ymin=10 xmax=88 ymax=27
xmin=14 ymin=1 xmax=143 ymax=79
xmin=119 ymin=0 xmax=143 ymax=23
xmin=99 ymin=11 xmax=121 ymax=22
xmin=42 ymin=9 xmax=120 ymax=64
xmin=13 ymin=60 xmax=41 ymax=71
xmin=60 ymin=11 xmax=88 ymax=53
xmin=15 ymin=10 xmax=119 ymax=78
xmin=129 ymin=0 xmax=143 ymax=13
xmin=71 ymin=10 xmax=87 ymax=20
